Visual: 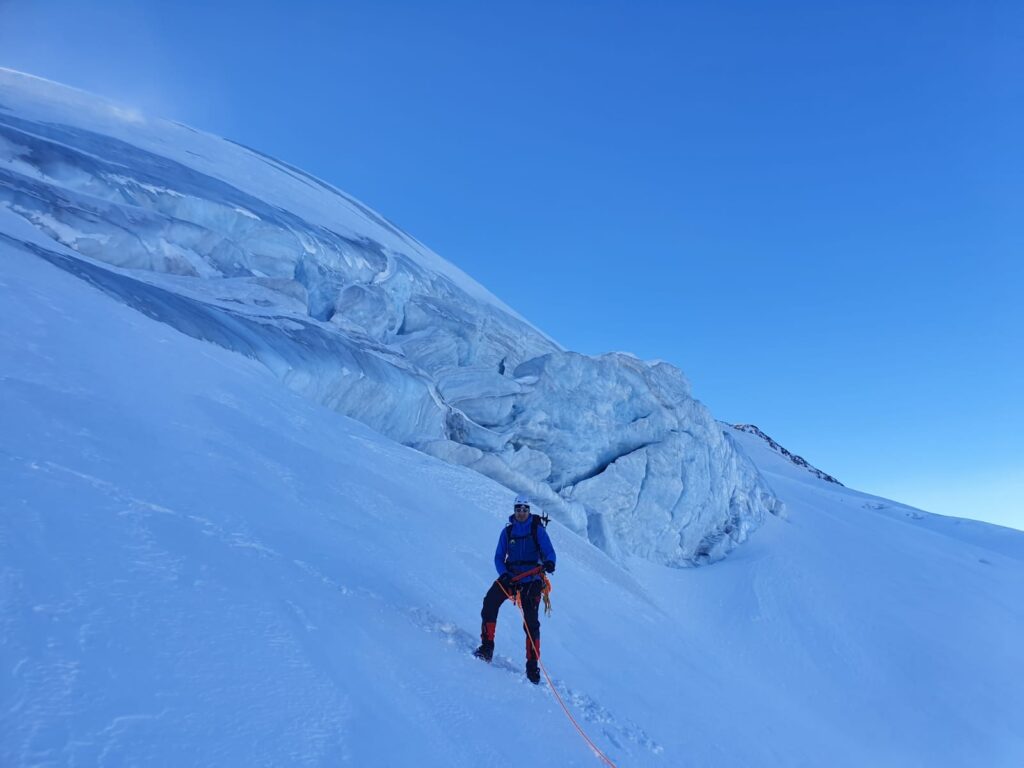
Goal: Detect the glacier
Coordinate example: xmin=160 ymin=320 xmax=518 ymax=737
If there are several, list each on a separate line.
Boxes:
xmin=2 ymin=69 xmax=1022 ymax=767
xmin=2 ymin=223 xmax=1022 ymax=766
xmin=0 ymin=68 xmax=779 ymax=565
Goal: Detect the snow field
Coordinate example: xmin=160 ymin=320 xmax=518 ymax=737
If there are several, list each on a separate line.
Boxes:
xmin=3 ymin=225 xmax=1023 ymax=766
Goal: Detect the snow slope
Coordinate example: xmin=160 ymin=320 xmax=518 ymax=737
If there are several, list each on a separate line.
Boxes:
xmin=3 ymin=213 xmax=1023 ymax=766
xmin=0 ymin=68 xmax=777 ymax=567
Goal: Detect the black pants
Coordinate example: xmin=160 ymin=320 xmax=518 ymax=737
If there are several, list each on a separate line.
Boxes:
xmin=480 ymin=579 xmax=542 ymax=662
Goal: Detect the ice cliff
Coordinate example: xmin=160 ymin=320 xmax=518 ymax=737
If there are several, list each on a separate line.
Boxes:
xmin=0 ymin=68 xmax=779 ymax=565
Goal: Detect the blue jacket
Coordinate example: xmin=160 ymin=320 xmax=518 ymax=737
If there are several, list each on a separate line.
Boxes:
xmin=494 ymin=514 xmax=556 ymax=583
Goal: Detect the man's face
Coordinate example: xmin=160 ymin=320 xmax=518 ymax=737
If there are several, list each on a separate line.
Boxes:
xmin=514 ymin=504 xmax=530 ymax=522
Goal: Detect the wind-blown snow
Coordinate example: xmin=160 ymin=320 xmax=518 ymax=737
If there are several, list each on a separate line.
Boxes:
xmin=2 ymin=228 xmax=1022 ymax=766
xmin=0 ymin=67 xmax=778 ymax=565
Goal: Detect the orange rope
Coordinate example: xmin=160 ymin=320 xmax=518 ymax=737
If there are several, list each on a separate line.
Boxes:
xmin=498 ymin=580 xmax=618 ymax=768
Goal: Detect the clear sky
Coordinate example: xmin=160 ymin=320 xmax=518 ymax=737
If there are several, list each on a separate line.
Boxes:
xmin=2 ymin=0 xmax=1021 ymax=529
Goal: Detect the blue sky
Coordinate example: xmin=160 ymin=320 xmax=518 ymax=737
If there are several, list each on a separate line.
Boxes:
xmin=2 ymin=0 xmax=1021 ymax=528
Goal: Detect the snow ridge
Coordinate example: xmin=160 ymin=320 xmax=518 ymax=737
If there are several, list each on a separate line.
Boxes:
xmin=731 ymin=423 xmax=843 ymax=485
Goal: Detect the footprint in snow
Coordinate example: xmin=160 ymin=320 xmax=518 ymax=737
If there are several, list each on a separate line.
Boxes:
xmin=406 ymin=606 xmax=663 ymax=757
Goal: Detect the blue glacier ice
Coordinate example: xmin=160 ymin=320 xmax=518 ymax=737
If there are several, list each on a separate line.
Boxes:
xmin=0 ymin=68 xmax=779 ymax=565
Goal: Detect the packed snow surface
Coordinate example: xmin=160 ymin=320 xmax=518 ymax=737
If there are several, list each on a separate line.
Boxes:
xmin=0 ymin=68 xmax=778 ymax=566
xmin=2 ymin=220 xmax=1023 ymax=767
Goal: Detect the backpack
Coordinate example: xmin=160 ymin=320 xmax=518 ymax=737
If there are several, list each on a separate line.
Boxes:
xmin=505 ymin=512 xmax=550 ymax=566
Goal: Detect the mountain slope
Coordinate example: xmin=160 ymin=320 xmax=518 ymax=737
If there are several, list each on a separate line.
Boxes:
xmin=0 ymin=68 xmax=777 ymax=567
xmin=3 ymin=211 xmax=1023 ymax=767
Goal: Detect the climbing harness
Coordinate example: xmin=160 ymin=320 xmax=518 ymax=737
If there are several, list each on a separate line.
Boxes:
xmin=496 ymin=577 xmax=618 ymax=768
xmin=507 ymin=565 xmax=552 ymax=616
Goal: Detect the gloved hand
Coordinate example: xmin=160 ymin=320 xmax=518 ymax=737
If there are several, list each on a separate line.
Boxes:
xmin=543 ymin=560 xmax=556 ymax=574
xmin=498 ymin=572 xmax=515 ymax=590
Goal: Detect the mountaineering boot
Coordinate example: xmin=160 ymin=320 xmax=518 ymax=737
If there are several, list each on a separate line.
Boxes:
xmin=525 ymin=635 xmax=541 ymax=683
xmin=474 ymin=621 xmax=496 ymax=661
xmin=473 ymin=642 xmax=494 ymax=662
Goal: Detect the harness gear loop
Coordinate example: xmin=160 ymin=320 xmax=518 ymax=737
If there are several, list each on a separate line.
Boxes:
xmin=506 ymin=565 xmax=553 ymax=615
xmin=540 ymin=573 xmax=552 ymax=617
xmin=493 ymin=576 xmax=616 ymax=768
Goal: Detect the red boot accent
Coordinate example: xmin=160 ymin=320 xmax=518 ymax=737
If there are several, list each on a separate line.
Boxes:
xmin=482 ymin=622 xmax=496 ymax=643
xmin=526 ymin=636 xmax=541 ymax=661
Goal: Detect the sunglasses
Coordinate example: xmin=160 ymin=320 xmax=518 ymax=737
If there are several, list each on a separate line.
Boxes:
xmin=514 ymin=504 xmax=531 ymax=512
